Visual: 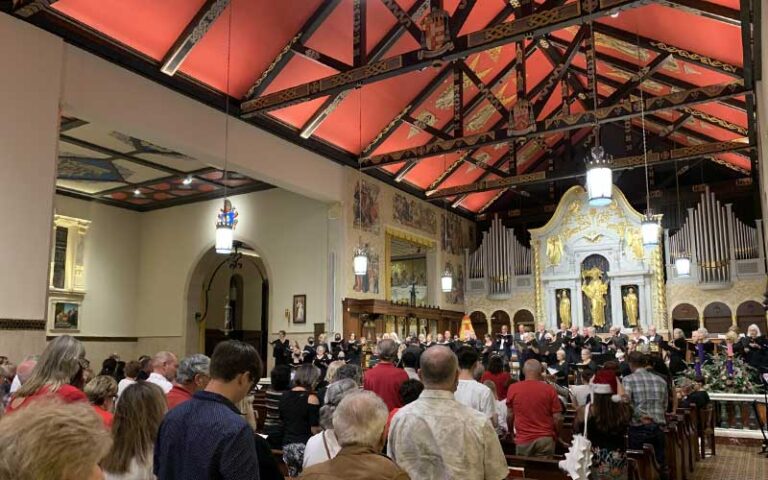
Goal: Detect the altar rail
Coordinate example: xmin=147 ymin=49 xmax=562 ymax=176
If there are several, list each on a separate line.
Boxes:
xmin=708 ymin=392 xmax=767 ymax=439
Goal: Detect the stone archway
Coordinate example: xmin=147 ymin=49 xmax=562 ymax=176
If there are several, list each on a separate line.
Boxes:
xmin=736 ymin=300 xmax=766 ymax=333
xmin=671 ymin=303 xmax=699 ymax=338
xmin=513 ymin=309 xmax=535 ymax=332
xmin=703 ymin=302 xmax=732 ymax=334
xmin=491 ymin=310 xmax=511 ymax=335
xmin=469 ymin=311 xmax=488 ymax=339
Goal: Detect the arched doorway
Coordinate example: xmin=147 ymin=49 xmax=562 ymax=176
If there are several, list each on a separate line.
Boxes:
xmin=703 ymin=302 xmax=732 ymax=334
xmin=513 ymin=309 xmax=534 ymax=333
xmin=469 ymin=311 xmax=488 ymax=339
xmin=672 ymin=303 xmax=699 ymax=338
xmin=186 ymin=243 xmax=269 ymax=361
xmin=491 ymin=310 xmax=511 ymax=335
xmin=736 ymin=301 xmax=766 ymax=333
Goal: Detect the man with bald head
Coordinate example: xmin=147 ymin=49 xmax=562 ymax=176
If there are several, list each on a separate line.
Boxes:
xmin=148 ymin=351 xmax=179 ymax=394
xmin=387 ymin=346 xmax=508 ymax=480
xmin=364 ymin=339 xmax=408 ymax=411
xmin=506 ymin=359 xmax=563 ymax=457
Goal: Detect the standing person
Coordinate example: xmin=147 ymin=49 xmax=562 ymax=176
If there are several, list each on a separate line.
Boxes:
xmin=346 ymin=332 xmax=361 ymax=365
xmin=102 ymin=382 xmax=167 ymax=480
xmin=330 ymin=333 xmax=345 ymax=359
xmin=117 ymin=361 xmax=140 ymax=399
xmin=622 ymin=352 xmax=668 ymax=471
xmin=574 ymin=379 xmax=633 ymax=480
xmin=454 ymin=347 xmax=497 ymax=426
xmin=303 ymin=379 xmax=359 ymax=469
xmin=363 ymin=339 xmax=409 ymax=411
xmin=496 ymin=325 xmax=512 ymax=360
xmin=551 ymin=349 xmax=570 ymax=387
xmin=481 ymin=355 xmax=510 ymax=401
xmin=0 ymin=400 xmax=112 ymax=480
xmin=137 ymin=355 xmax=152 ymax=381
xmin=664 ymin=328 xmax=689 ymax=376
xmin=388 ymin=346 xmax=507 ymax=479
xmin=506 ymin=359 xmax=563 ymax=457
xmin=280 ymin=364 xmax=322 ymax=477
xmin=166 ymin=354 xmax=210 ymax=410
xmin=272 ymin=330 xmax=290 ymax=366
xmin=147 ymin=352 xmax=178 ymax=394
xmin=401 ymin=347 xmax=420 ymax=380
xmin=303 ymin=337 xmax=317 ymax=363
xmin=154 ymin=340 xmax=262 ymax=480
xmin=736 ymin=324 xmax=768 ymax=375
xmin=264 ymin=365 xmax=292 ymax=449
xmin=84 ymin=375 xmax=118 ymax=428
xmin=6 ymin=335 xmax=89 ymax=414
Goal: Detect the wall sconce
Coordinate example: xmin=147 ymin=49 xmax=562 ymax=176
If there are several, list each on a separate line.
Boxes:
xmin=284 ymin=308 xmax=291 ymax=321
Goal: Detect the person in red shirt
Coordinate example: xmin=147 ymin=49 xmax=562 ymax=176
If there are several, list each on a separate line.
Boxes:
xmin=5 ymin=336 xmax=91 ymax=415
xmin=363 ymin=339 xmax=409 ymax=411
xmin=506 ymin=359 xmax=563 ymax=457
xmin=166 ymin=354 xmax=211 ymax=410
xmin=481 ymin=354 xmax=510 ymax=400
xmin=84 ymin=374 xmax=118 ymax=428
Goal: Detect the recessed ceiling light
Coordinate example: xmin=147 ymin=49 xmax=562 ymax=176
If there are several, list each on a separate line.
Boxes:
xmin=610 ymin=11 xmax=620 ymax=18
xmin=183 ymin=176 xmax=193 ymax=185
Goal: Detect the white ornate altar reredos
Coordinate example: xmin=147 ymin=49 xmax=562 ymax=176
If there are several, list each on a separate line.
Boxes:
xmin=529 ymin=186 xmax=665 ymax=333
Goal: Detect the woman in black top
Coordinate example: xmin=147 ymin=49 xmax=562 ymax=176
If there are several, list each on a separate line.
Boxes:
xmin=552 ymin=349 xmax=569 ymax=387
xmin=574 ymin=381 xmax=633 ymax=480
xmin=279 ymin=364 xmax=321 ymax=477
xmin=264 ymin=365 xmax=291 ymax=448
xmin=346 ymin=332 xmax=361 ymax=365
xmin=664 ymin=328 xmax=689 ymax=376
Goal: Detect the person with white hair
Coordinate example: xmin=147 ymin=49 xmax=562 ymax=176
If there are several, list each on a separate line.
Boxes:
xmin=300 ymin=390 xmax=409 ymax=480
xmin=147 ymin=351 xmax=179 ymax=394
xmin=735 ymin=323 xmax=768 ymax=374
xmin=167 ymin=354 xmax=210 ymax=410
xmin=303 ymin=378 xmax=359 ymax=469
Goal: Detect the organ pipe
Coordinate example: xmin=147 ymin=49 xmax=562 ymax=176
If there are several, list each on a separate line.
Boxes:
xmin=468 ymin=216 xmax=531 ymax=295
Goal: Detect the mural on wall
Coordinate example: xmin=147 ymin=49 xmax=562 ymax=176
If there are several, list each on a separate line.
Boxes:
xmin=390 ymin=258 xmax=427 ymax=305
xmin=352 ymin=245 xmax=379 ymax=294
xmin=393 ymin=193 xmax=437 ymax=234
xmin=442 ymin=213 xmax=472 ymax=255
xmin=443 ymin=261 xmax=465 ymax=305
xmin=621 ymin=285 xmax=640 ymax=328
xmin=353 ymin=179 xmax=381 ymax=234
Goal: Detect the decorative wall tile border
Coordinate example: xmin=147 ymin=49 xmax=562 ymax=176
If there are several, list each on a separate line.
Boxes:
xmin=0 ymin=319 xmax=46 ymax=331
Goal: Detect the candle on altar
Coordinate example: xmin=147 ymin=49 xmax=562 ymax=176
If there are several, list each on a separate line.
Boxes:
xmin=695 ymin=343 xmax=704 ymax=376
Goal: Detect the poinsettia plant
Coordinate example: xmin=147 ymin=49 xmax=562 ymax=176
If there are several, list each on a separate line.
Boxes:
xmin=678 ymin=356 xmax=760 ymax=394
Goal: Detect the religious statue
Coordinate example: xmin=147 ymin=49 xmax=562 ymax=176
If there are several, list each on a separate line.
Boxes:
xmin=581 ymin=267 xmax=609 ymax=328
xmin=625 ymin=228 xmax=644 ymax=260
xmin=557 ymin=289 xmax=571 ymax=329
xmin=546 ymin=235 xmax=564 ymax=266
xmin=623 ymin=287 xmax=639 ymax=327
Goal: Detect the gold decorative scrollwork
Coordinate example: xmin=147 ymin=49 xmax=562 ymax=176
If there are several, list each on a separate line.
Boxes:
xmin=649 ymin=41 xmax=738 ymax=74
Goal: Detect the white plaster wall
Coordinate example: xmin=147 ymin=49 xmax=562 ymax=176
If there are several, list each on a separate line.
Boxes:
xmin=0 ymin=15 xmax=63 ymax=320
xmin=53 ymin=195 xmax=140 ymax=337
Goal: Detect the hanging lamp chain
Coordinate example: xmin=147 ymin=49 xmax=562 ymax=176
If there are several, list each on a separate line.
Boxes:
xmin=636 ymin=31 xmax=651 ymax=215
xmin=590 ymin=21 xmax=599 ymax=148
xmin=223 ymin=0 xmax=233 ymax=201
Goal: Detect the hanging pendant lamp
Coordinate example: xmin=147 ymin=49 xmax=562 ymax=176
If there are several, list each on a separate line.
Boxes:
xmin=675 ymin=256 xmax=691 ymax=277
xmin=353 ymin=239 xmax=368 ymax=276
xmin=584 ymin=21 xmax=613 ymax=207
xmin=641 ymin=210 xmax=660 ymax=246
xmin=441 ymin=268 xmax=453 ymax=293
xmin=635 ymin=29 xmax=658 ymax=247
xmin=440 ymin=153 xmax=452 ymax=293
xmin=353 ymin=84 xmax=368 ymax=276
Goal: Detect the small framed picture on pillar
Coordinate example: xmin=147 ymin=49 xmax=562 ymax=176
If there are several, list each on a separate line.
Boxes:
xmin=293 ymin=295 xmax=306 ymax=324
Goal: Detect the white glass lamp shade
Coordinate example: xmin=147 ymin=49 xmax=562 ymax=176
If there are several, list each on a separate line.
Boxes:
xmin=215 ymin=224 xmax=234 ymax=254
xmin=641 ymin=217 xmax=660 ymax=246
xmin=586 ymin=166 xmax=613 ymax=206
xmin=675 ymin=256 xmax=691 ymax=277
xmin=441 ymin=271 xmax=453 ymax=292
xmin=353 ymin=251 xmax=368 ymax=276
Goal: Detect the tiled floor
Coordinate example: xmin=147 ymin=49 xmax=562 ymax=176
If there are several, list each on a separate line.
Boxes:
xmin=691 ymin=444 xmax=767 ymax=480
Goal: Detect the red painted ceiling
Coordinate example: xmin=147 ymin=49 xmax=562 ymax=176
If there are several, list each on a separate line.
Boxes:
xmin=51 ymin=0 xmax=749 ymax=213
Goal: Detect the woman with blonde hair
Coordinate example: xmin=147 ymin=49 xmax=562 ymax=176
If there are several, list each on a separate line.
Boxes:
xmin=85 ymin=375 xmax=118 ymax=428
xmin=0 ymin=399 xmax=112 ymax=480
xmin=101 ymin=381 xmax=166 ymax=480
xmin=6 ymin=335 xmax=88 ymax=414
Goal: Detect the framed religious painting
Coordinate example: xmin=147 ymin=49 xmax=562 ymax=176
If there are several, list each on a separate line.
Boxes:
xmin=293 ymin=295 xmax=306 ymax=324
xmin=48 ymin=296 xmax=82 ymax=332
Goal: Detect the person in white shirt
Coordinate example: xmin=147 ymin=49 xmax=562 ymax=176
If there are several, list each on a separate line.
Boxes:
xmin=303 ymin=378 xmax=359 ymax=469
xmin=146 ymin=351 xmax=178 ymax=394
xmin=454 ymin=346 xmax=497 ymax=427
xmin=9 ymin=358 xmax=37 ymax=395
xmin=116 ymin=360 xmax=141 ymax=399
xmin=388 ymin=346 xmax=508 ymax=480
xmin=569 ymin=369 xmax=594 ymax=406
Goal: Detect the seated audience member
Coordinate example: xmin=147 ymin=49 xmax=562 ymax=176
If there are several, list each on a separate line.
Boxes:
xmin=679 ymin=377 xmax=710 ymax=410
xmin=506 ymin=359 xmax=563 ymax=457
xmin=166 ymin=353 xmax=210 ymax=410
xmin=454 ymin=346 xmax=497 ymax=426
xmin=280 ymin=364 xmax=322 ymax=477
xmin=265 ymin=364 xmax=292 ymax=449
xmin=622 ymin=352 xmax=668 ymax=470
xmin=480 ymin=355 xmax=510 ymax=400
xmin=303 ymin=379 xmax=359 ymax=469
xmin=385 ymin=379 xmax=424 ymax=437
xmin=237 ymin=395 xmax=285 ymax=480
xmin=0 ymin=400 xmax=112 ymax=480
xmin=387 ymin=346 xmax=508 ymax=480
xmin=117 ymin=360 xmax=140 ymax=399
xmin=147 ymin=351 xmax=178 ymax=394
xmin=154 ymin=340 xmax=262 ymax=480
xmin=570 ymin=369 xmax=594 ymax=406
xmin=84 ymin=374 xmax=118 ymax=428
xmin=483 ymin=380 xmax=508 ymax=437
xmin=363 ymin=339 xmax=409 ymax=411
xmin=401 ymin=347 xmax=420 ymax=380
xmin=102 ymin=382 xmax=167 ymax=480
xmin=6 ymin=336 xmax=89 ymax=414
xmin=574 ymin=378 xmax=633 ymax=480
xmin=301 ymin=391 xmax=410 ymax=480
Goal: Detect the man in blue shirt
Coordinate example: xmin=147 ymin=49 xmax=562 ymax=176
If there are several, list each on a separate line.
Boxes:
xmin=155 ymin=340 xmax=262 ymax=480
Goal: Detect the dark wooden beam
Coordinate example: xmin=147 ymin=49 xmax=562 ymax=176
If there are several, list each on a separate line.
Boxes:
xmin=403 ymin=115 xmax=452 ymax=139
xmin=428 ymin=140 xmax=753 ymax=198
xmin=291 ymin=44 xmax=352 ymax=72
xmin=298 ymin=90 xmax=350 ymax=139
xmin=640 ymin=112 xmax=692 ymax=150
xmin=9 ymin=0 xmax=57 ymax=17
xmin=459 ymin=61 xmax=508 ymax=117
xmin=453 ymin=62 xmax=463 ymax=138
xmin=243 ymin=0 xmax=341 ymax=99
xmin=602 ymin=53 xmax=674 ymax=106
xmin=160 ymin=0 xmax=230 ymax=76
xmin=353 ymin=0 xmax=366 ymax=66
xmin=532 ymin=27 xmax=587 ymax=117
xmin=380 ymin=0 xmax=423 ymax=43
xmin=450 ymin=0 xmax=477 ymax=35
xmin=661 ymin=0 xmax=740 ymax=26
xmin=369 ymin=1 xmax=429 ymax=61
xmin=362 ymin=81 xmax=748 ymax=168
xmin=241 ymin=0 xmax=646 ymax=115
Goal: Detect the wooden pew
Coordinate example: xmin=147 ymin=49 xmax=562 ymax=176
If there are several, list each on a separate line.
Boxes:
xmin=252 ymin=390 xmax=268 ymax=433
xmin=663 ymin=420 xmax=684 ymax=480
xmin=506 ymin=455 xmax=568 ymax=480
xmin=627 ymin=445 xmax=663 ymax=480
xmin=697 ymin=404 xmax=716 ymax=458
xmin=271 ymin=449 xmax=289 ymax=477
